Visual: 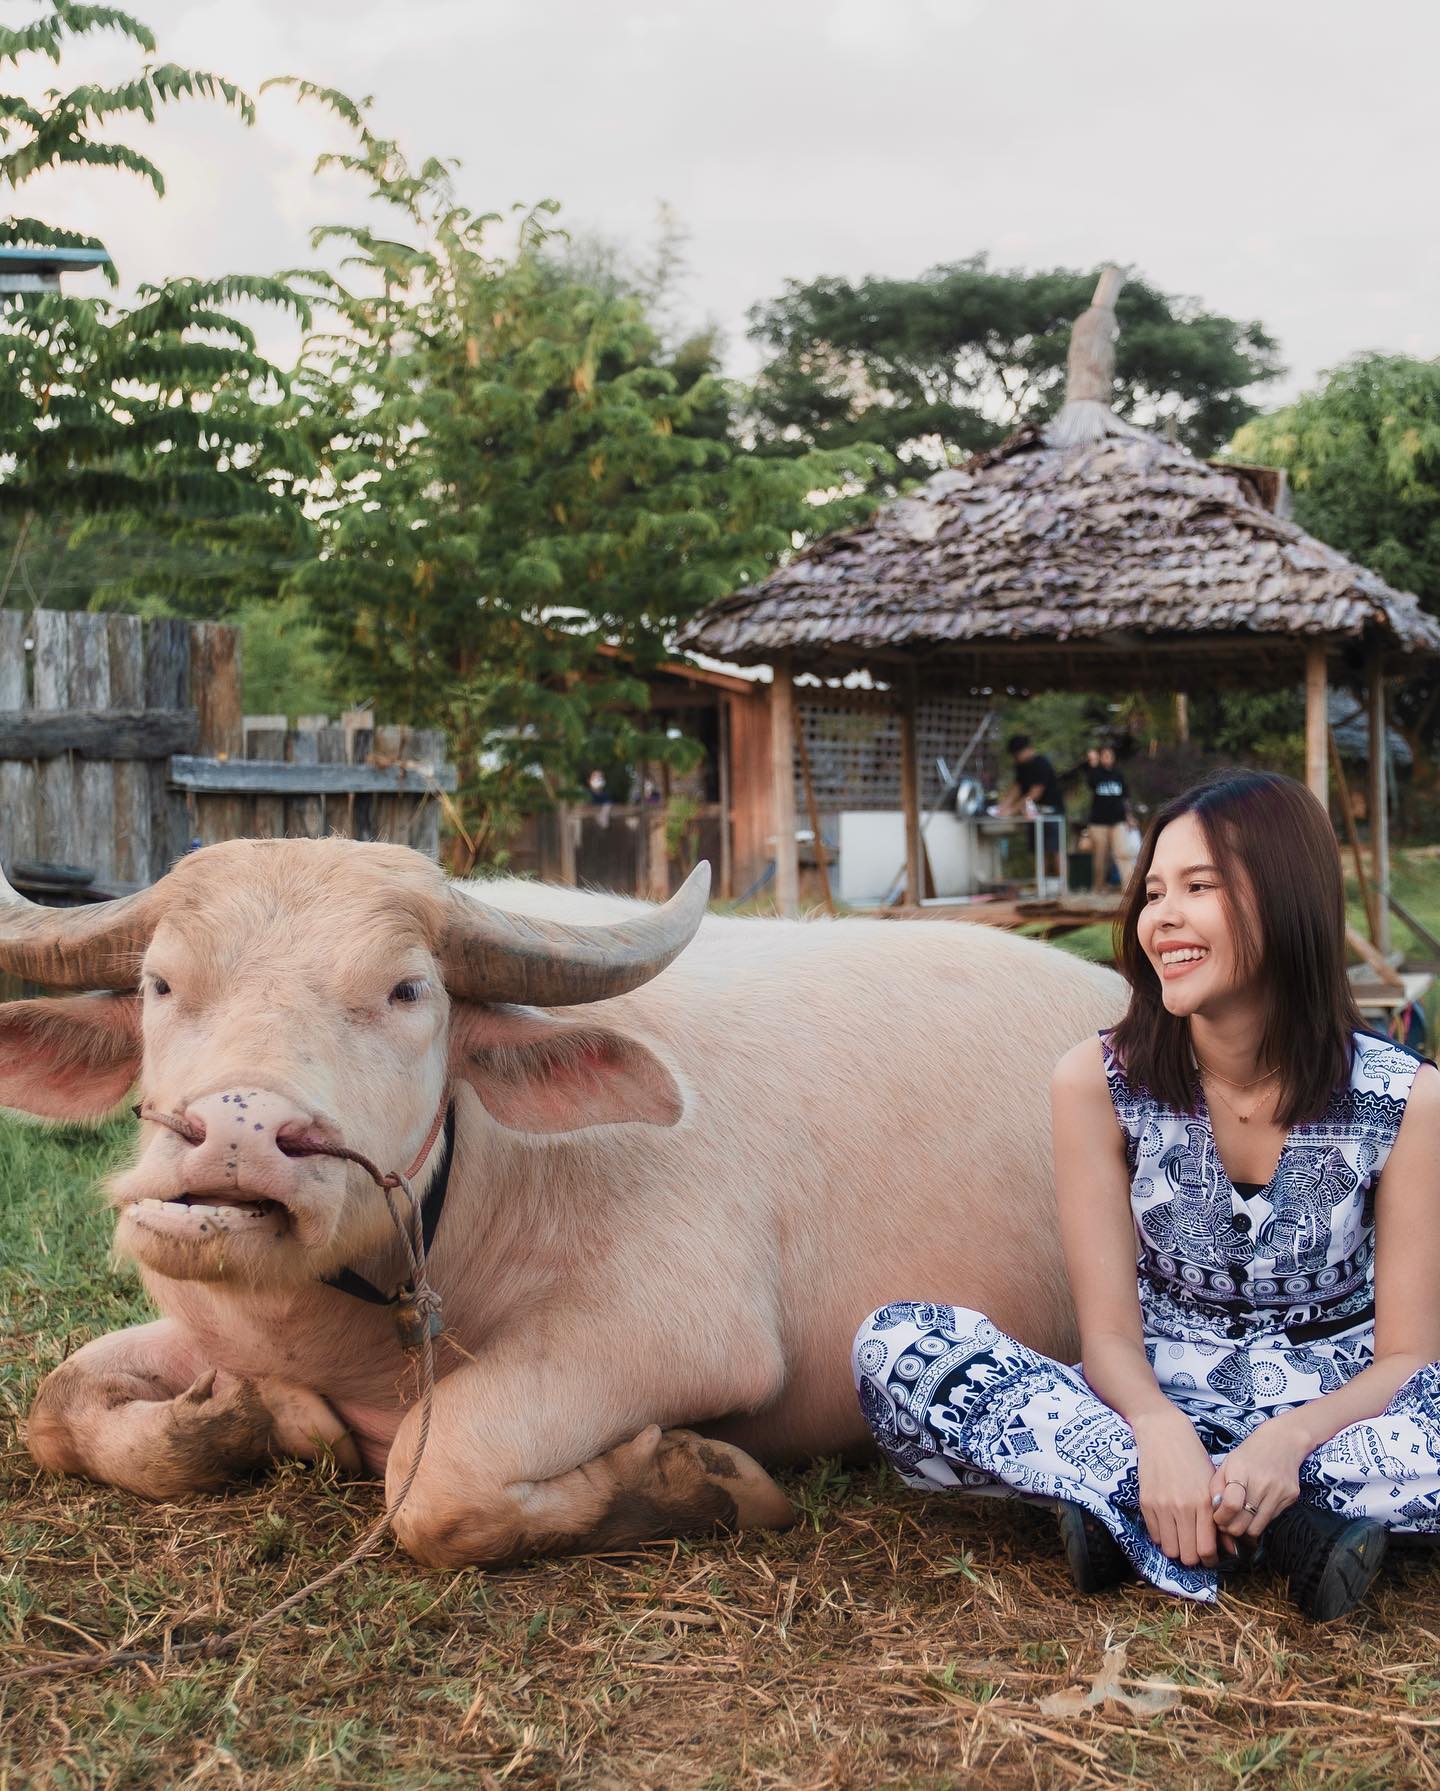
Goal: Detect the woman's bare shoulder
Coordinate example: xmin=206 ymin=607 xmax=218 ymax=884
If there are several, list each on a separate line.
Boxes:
xmin=1051 ymin=1032 xmax=1112 ymax=1103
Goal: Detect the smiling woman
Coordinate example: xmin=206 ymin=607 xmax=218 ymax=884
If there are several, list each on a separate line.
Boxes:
xmin=853 ymin=769 xmax=1440 ymax=1623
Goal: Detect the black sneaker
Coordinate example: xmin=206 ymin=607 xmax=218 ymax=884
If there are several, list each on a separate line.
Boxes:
xmin=1263 ymin=1503 xmax=1388 ymax=1622
xmin=1056 ymin=1501 xmax=1134 ymax=1592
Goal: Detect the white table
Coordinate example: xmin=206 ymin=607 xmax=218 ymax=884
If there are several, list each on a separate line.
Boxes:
xmin=974 ymin=813 xmax=1069 ymax=900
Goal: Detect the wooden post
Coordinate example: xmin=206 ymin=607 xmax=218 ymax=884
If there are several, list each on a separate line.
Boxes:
xmin=717 ymin=694 xmax=733 ymax=902
xmin=1174 ymin=693 xmax=1190 ymax=744
xmin=1304 ymin=643 xmax=1329 ymax=812
xmin=1328 ymin=724 xmax=1379 ymax=944
xmin=557 ymin=800 xmax=577 ymax=886
xmin=795 ymin=724 xmax=835 ymax=917
xmin=1368 ymin=650 xmax=1391 ymax=956
xmin=899 ymin=676 xmax=924 ymax=907
xmin=769 ymin=660 xmax=800 ymax=916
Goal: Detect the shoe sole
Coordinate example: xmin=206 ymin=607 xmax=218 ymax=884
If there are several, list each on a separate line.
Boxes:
xmin=1297 ymin=1521 xmax=1388 ymax=1622
xmin=1056 ymin=1502 xmax=1133 ymax=1593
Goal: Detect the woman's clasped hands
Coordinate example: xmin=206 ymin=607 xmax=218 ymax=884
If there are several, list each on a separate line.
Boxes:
xmin=1209 ymin=1416 xmax=1307 ymax=1541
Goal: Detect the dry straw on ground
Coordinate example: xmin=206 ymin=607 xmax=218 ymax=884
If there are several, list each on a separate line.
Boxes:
xmin=4 ymin=1427 xmax=1440 ymax=1790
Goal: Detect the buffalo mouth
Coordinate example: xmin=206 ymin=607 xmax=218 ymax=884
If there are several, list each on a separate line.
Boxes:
xmin=129 ymin=1190 xmax=294 ymax=1237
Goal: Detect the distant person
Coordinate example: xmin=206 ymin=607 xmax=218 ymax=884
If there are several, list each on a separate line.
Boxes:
xmin=585 ymin=769 xmax=610 ymax=806
xmin=995 ymin=732 xmax=1066 ymax=878
xmin=1086 ymin=743 xmax=1136 ymax=892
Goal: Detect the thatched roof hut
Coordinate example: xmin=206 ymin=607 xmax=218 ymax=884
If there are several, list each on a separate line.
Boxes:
xmin=678 ymin=269 xmax=1440 ymax=924
xmin=679 ymin=421 xmax=1440 ymax=689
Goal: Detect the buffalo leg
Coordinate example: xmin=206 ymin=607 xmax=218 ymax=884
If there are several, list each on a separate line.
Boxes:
xmin=392 ymin=1423 xmax=795 ymax=1568
xmin=27 ymin=1318 xmax=360 ymax=1500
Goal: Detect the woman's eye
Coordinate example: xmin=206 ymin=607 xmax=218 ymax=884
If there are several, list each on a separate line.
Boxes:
xmin=150 ymin=976 xmax=172 ymax=997
xmin=390 ymin=980 xmax=426 ymax=1004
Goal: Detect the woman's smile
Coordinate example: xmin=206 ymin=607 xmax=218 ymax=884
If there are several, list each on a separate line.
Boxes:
xmin=1157 ymin=942 xmax=1211 ymax=980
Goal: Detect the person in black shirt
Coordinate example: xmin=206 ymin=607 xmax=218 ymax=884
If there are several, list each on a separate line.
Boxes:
xmin=1085 ymin=743 xmax=1136 ymax=891
xmin=997 ymin=732 xmax=1066 ymax=878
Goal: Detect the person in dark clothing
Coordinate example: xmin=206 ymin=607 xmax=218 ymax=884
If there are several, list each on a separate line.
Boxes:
xmin=997 ymin=732 xmax=1066 ymax=877
xmin=1085 ymin=743 xmax=1136 ymax=890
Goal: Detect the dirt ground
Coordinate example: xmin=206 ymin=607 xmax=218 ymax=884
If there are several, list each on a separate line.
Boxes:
xmin=4 ymin=1430 xmax=1440 ymax=1790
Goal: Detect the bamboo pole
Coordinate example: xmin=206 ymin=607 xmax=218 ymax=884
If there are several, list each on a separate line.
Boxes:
xmin=1328 ymin=724 xmax=1379 ymax=945
xmin=1304 ymin=644 xmax=1329 ymax=812
xmin=795 ymin=725 xmax=836 ymax=917
xmin=769 ymin=660 xmax=800 ymax=916
xmin=1368 ymin=650 xmax=1391 ymax=955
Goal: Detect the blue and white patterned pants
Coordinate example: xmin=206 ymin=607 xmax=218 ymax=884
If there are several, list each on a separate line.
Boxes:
xmin=852 ymin=1301 xmax=1440 ymax=1601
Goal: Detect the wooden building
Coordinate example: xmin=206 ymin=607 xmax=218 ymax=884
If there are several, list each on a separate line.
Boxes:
xmin=515 ymin=653 xmax=995 ymax=903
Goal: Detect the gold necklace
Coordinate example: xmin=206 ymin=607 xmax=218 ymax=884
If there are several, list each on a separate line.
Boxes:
xmin=1200 ymin=1073 xmax=1278 ymax=1126
xmin=1193 ymin=1055 xmax=1280 ymax=1093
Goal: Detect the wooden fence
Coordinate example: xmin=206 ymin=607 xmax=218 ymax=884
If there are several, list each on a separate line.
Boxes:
xmin=0 ymin=608 xmax=454 ymax=893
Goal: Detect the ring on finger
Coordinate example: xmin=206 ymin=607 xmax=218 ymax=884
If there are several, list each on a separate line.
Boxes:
xmin=1242 ymin=1502 xmax=1260 ymax=1516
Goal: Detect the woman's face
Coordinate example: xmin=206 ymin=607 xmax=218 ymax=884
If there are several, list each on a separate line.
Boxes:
xmin=1136 ymin=811 xmax=1250 ymax=1017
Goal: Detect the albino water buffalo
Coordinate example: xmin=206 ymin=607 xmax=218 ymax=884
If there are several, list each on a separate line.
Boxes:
xmin=4 ymin=839 xmax=1121 ymax=1565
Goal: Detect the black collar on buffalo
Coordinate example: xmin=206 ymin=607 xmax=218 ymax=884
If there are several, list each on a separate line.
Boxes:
xmin=323 ymin=1102 xmax=456 ymax=1315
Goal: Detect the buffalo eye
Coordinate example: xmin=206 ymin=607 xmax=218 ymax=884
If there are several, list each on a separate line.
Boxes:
xmin=389 ymin=979 xmax=426 ymax=1004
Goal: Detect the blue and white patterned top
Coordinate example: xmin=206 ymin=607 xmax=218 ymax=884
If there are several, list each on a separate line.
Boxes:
xmin=1101 ymin=1029 xmax=1424 ymax=1355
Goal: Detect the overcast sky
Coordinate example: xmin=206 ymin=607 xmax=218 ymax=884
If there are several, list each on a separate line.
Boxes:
xmin=21 ymin=0 xmax=1440 ymax=408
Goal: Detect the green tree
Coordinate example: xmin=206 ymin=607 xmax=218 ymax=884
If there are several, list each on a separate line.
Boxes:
xmin=281 ymin=87 xmax=882 ymax=867
xmin=749 ymin=257 xmax=1281 ymax=488
xmin=0 ymin=2 xmax=311 ymax=611
xmin=1231 ymin=355 xmax=1440 ymax=792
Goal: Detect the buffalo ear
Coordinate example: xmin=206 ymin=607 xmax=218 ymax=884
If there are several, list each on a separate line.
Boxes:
xmin=450 ymin=1002 xmax=683 ymax=1134
xmin=0 ymin=994 xmax=143 ymax=1121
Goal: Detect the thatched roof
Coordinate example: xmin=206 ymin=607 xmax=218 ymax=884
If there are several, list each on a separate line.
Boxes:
xmin=679 ymin=279 xmax=1440 ymax=693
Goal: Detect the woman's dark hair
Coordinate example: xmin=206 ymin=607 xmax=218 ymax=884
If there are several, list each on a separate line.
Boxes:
xmin=1109 ymin=769 xmax=1363 ymax=1125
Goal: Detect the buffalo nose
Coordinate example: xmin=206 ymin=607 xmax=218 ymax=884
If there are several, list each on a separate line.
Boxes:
xmin=178 ymin=1089 xmax=324 ymax=1194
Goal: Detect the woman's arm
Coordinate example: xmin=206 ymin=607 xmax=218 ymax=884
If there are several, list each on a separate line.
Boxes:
xmin=1213 ymin=1062 xmax=1440 ymax=1538
xmin=1052 ymin=1038 xmax=1224 ymax=1566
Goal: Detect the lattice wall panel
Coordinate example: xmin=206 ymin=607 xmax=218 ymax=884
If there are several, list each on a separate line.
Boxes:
xmin=796 ymin=692 xmax=995 ymax=812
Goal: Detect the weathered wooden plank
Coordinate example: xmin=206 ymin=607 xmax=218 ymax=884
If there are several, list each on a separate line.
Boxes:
xmin=286 ymin=725 xmax=323 ymax=839
xmin=349 ymin=726 xmax=376 ymax=840
xmin=106 ymin=615 xmax=151 ymax=884
xmin=190 ymin=622 xmax=243 ymax=758
xmin=0 ymin=609 xmax=28 ymax=708
xmin=32 ymin=610 xmax=74 ymax=867
xmin=68 ymin=612 xmax=116 ymax=880
xmin=0 ymin=708 xmax=197 ymax=758
xmin=190 ymin=621 xmax=246 ymax=845
xmin=372 ymin=725 xmax=406 ymax=844
xmin=247 ymin=727 xmax=287 ymax=838
xmin=410 ymin=728 xmax=445 ymax=859
xmin=0 ymin=610 xmax=36 ymax=869
xmin=316 ymin=727 xmax=350 ymax=837
xmin=167 ymin=757 xmax=458 ymax=795
xmin=144 ymin=617 xmax=193 ymax=877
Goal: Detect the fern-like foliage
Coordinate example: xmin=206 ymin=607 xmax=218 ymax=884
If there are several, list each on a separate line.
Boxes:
xmin=0 ymin=1 xmax=312 ymax=609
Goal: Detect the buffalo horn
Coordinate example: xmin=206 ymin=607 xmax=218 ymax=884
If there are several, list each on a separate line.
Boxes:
xmin=0 ymin=862 xmax=159 ymax=990
xmin=442 ymin=860 xmax=711 ymax=1005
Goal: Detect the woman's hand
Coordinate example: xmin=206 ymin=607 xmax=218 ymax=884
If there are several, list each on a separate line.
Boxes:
xmin=1209 ymin=1418 xmax=1307 ymax=1539
xmin=1134 ymin=1408 xmax=1229 ymax=1568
